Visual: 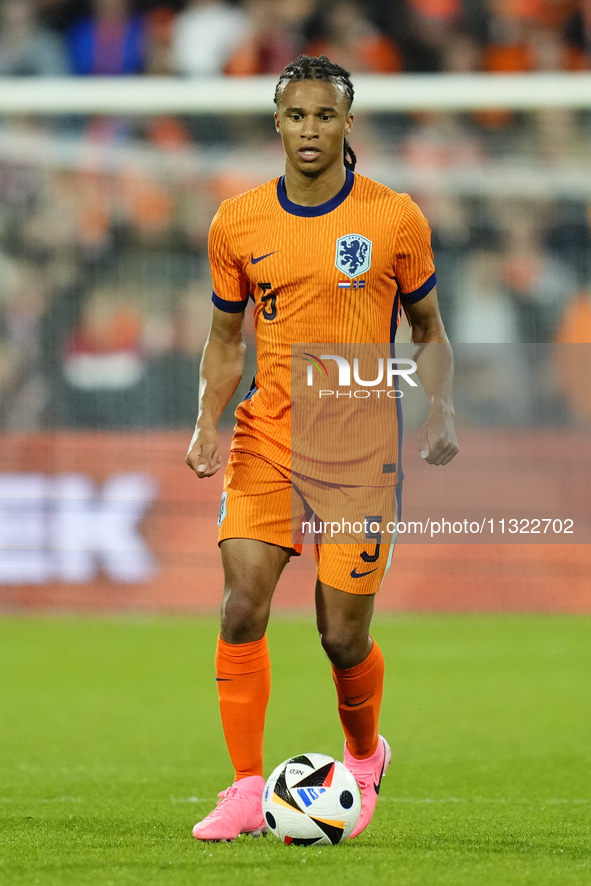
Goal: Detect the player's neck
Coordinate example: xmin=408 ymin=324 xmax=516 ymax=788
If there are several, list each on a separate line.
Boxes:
xmin=283 ymin=162 xmax=348 ymax=207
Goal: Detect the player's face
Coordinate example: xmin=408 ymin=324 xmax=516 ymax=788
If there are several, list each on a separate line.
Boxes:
xmin=274 ymin=80 xmax=354 ymax=178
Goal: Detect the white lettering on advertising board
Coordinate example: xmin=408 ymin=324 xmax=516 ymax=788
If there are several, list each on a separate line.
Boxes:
xmin=0 ymin=473 xmax=158 ymax=584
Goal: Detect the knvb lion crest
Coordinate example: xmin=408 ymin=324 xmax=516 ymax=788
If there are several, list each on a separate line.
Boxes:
xmin=335 ymin=233 xmax=372 ymax=279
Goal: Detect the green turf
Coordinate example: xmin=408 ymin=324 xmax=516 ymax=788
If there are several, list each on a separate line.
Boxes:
xmin=1 ymin=615 xmax=590 ymax=886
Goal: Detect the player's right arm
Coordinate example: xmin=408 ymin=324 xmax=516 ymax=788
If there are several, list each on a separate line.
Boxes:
xmin=187 ymin=203 xmax=249 ymax=477
xmin=185 ymin=306 xmax=246 ymax=478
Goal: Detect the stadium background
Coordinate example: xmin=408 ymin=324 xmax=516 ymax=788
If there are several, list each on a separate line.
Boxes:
xmin=1 ymin=0 xmax=591 ymax=614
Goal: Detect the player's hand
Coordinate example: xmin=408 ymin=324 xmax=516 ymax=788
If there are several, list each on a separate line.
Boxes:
xmin=185 ymin=427 xmax=221 ymax=478
xmin=417 ymin=404 xmax=459 ymax=466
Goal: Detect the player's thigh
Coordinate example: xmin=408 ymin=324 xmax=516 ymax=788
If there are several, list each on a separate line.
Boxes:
xmin=216 ymin=451 xmax=301 ymax=640
xmin=220 ymin=537 xmax=293 ymax=600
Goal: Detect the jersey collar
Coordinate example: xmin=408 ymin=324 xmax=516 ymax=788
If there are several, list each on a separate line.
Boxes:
xmin=277 ymin=167 xmax=355 ymax=217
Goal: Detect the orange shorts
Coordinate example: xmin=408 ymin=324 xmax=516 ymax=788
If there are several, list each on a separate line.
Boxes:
xmin=217 ymin=450 xmax=399 ymax=596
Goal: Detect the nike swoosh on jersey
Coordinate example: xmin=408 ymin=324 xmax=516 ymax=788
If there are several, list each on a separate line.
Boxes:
xmin=350 ymin=567 xmax=378 ymax=578
xmin=251 ymin=251 xmax=277 ymax=264
xmin=344 ymin=693 xmax=374 ymax=707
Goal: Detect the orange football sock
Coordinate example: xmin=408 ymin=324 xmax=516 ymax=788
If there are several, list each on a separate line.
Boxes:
xmin=215 ymin=636 xmax=271 ymax=781
xmin=332 ymin=640 xmax=385 ymax=759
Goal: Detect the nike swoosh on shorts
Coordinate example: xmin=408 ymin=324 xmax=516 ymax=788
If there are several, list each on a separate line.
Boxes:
xmin=250 ymin=252 xmax=277 ymax=264
xmin=350 ymin=568 xmax=378 ymax=578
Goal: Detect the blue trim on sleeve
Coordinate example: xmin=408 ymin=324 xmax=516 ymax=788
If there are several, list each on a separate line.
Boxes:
xmin=277 ymin=168 xmax=355 ymax=217
xmin=211 ymin=291 xmax=248 ymax=313
xmin=400 ymin=272 xmax=437 ymax=305
xmin=389 ymin=291 xmax=400 ymax=345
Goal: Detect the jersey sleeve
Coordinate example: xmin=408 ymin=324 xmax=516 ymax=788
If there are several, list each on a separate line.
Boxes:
xmin=208 ymin=206 xmax=249 ymax=313
xmin=395 ymin=196 xmax=437 ymax=305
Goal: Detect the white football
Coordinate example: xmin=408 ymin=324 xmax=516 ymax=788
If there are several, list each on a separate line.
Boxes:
xmin=262 ymin=753 xmax=361 ymax=846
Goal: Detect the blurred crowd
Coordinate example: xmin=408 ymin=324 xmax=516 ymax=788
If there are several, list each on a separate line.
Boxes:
xmin=1 ymin=0 xmax=591 ymax=432
xmin=1 ymin=0 xmax=591 ymax=77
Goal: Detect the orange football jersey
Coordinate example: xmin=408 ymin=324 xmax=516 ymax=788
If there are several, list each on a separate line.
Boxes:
xmin=209 ymin=169 xmax=436 ymax=484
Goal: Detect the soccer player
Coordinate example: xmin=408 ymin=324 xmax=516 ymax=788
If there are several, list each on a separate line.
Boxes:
xmin=186 ymin=55 xmax=459 ymax=842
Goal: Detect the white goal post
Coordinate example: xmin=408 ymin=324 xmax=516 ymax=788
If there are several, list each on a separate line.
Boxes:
xmin=1 ymin=73 xmax=591 ymax=115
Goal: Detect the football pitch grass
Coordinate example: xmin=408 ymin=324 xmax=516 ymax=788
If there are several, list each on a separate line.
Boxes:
xmin=1 ymin=615 xmax=590 ymax=886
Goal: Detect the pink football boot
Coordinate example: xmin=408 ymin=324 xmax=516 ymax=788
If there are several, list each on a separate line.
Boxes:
xmin=192 ymin=775 xmax=267 ymax=842
xmin=344 ymin=735 xmax=391 ymax=839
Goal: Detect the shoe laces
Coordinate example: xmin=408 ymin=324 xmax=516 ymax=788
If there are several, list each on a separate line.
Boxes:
xmin=203 ymin=785 xmax=241 ymax=823
xmin=346 ymin=748 xmax=383 ymax=788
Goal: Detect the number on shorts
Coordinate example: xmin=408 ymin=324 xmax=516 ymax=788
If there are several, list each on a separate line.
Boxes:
xmin=361 ymin=515 xmax=382 ymax=563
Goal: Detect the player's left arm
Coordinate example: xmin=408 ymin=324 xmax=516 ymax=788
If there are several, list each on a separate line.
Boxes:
xmin=404 ymin=287 xmax=459 ymax=466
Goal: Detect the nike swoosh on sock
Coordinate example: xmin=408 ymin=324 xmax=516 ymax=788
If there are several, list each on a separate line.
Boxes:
xmin=343 ymin=693 xmax=373 ymax=707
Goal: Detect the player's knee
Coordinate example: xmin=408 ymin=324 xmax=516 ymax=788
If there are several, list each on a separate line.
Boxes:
xmin=220 ymin=588 xmax=270 ymax=643
xmin=320 ymin=629 xmax=368 ymax=670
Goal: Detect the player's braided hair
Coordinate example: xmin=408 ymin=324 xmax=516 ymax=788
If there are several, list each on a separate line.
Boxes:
xmin=274 ymin=55 xmax=357 ymax=172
